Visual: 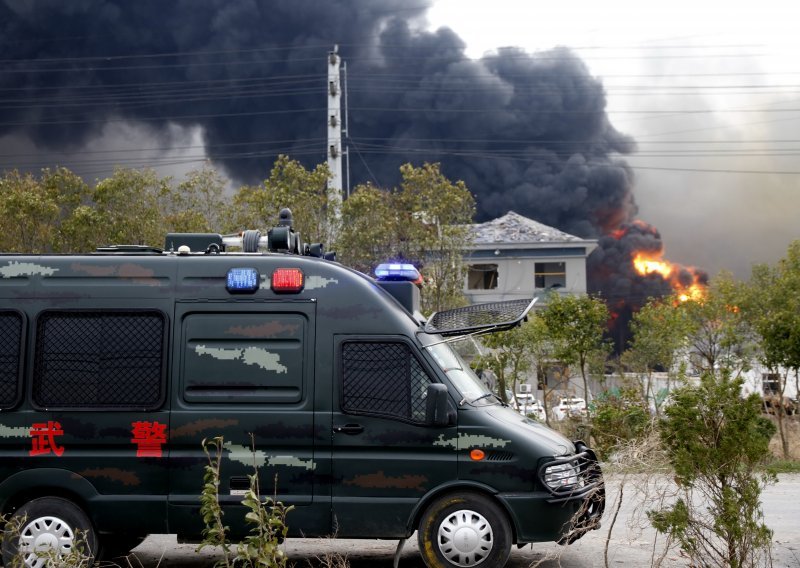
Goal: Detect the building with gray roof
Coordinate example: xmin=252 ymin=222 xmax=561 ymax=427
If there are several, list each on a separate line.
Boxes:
xmin=464 ymin=211 xmax=597 ymax=304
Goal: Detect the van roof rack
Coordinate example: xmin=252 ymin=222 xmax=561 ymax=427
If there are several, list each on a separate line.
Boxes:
xmin=423 ymin=297 xmax=537 ymax=337
xmin=95 ymin=245 xmax=164 ymax=255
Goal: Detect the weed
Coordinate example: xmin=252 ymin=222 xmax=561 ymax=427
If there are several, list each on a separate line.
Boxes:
xmin=197 ymin=435 xmax=293 ymax=568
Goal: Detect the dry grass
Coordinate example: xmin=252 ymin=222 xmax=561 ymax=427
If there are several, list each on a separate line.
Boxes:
xmin=768 ymin=415 xmax=800 ymax=460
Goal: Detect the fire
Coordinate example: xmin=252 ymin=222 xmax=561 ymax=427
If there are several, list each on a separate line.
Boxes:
xmin=633 ymin=254 xmax=673 ymax=279
xmin=632 ymin=251 xmax=706 ymax=303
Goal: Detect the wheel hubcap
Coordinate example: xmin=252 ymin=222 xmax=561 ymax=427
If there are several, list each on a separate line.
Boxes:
xmin=437 ymin=509 xmax=493 ymax=567
xmin=18 ymin=516 xmax=75 ymax=568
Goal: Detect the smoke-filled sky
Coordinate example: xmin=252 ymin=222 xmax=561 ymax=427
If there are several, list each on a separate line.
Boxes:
xmin=430 ymin=0 xmax=800 ymax=280
xmin=0 ymin=0 xmax=798 ymax=284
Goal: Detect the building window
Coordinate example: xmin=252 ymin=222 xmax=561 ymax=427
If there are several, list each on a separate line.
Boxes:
xmin=535 ymin=262 xmax=566 ymax=289
xmin=467 ymin=264 xmax=499 ymax=290
xmin=762 ymin=373 xmax=781 ymax=394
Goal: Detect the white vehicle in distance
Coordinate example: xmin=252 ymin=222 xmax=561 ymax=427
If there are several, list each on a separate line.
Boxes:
xmin=511 ymin=393 xmax=546 ymax=421
xmin=553 ymin=397 xmax=588 ymax=420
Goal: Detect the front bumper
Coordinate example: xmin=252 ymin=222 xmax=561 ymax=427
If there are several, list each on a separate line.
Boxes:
xmin=537 ymin=440 xmax=605 ymax=544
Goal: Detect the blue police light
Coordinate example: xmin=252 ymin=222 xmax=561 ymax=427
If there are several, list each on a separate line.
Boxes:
xmin=375 ymin=262 xmax=421 ymax=282
xmin=226 ymin=267 xmax=259 ymax=293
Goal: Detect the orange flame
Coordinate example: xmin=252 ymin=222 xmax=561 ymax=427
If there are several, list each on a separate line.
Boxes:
xmin=633 ymin=253 xmax=673 ymax=279
xmin=632 ymin=251 xmax=706 ymax=303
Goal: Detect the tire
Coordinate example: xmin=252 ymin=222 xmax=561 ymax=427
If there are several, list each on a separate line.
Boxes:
xmin=1 ymin=497 xmax=98 ymax=568
xmin=417 ymin=492 xmax=512 ymax=568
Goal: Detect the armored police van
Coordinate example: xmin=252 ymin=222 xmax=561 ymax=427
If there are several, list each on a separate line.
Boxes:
xmin=0 ymin=210 xmax=603 ymax=568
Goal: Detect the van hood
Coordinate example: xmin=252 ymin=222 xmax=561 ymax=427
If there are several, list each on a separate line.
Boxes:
xmin=487 ymin=406 xmax=575 ymax=457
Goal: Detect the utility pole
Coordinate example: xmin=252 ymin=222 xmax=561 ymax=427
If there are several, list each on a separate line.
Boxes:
xmin=327 ymin=45 xmax=343 ymax=238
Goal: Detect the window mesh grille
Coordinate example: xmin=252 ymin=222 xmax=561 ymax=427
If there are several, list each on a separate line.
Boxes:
xmin=425 ymin=299 xmax=532 ymax=335
xmin=34 ymin=311 xmax=165 ymax=409
xmin=0 ymin=312 xmax=22 ymax=408
xmin=342 ymin=342 xmax=431 ymax=422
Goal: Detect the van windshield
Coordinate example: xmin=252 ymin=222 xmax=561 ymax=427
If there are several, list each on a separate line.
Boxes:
xmin=425 ymin=341 xmax=495 ymax=405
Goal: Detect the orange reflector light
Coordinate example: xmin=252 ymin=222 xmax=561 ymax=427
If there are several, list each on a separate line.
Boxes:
xmin=470 ymin=449 xmax=485 ymax=461
xmin=271 ymin=268 xmax=304 ymax=293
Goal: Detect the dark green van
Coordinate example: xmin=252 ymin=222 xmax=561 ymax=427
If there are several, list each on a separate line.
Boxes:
xmin=0 ymin=214 xmax=603 ymax=568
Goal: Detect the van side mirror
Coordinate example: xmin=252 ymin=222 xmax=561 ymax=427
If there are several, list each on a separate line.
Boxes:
xmin=425 ymin=383 xmax=450 ymax=427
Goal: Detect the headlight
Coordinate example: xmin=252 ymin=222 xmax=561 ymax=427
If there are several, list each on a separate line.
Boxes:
xmin=543 ymin=461 xmax=580 ymax=490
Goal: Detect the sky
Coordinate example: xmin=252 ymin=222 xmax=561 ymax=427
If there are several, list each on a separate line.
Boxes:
xmin=428 ymin=0 xmax=800 ymax=278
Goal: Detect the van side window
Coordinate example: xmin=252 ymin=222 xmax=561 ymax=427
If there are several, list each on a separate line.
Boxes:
xmin=33 ymin=311 xmax=166 ymax=409
xmin=0 ymin=312 xmax=23 ymax=409
xmin=341 ymin=342 xmax=432 ymax=423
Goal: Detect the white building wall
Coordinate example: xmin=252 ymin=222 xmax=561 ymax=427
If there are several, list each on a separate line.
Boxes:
xmin=464 ymin=254 xmax=589 ymax=304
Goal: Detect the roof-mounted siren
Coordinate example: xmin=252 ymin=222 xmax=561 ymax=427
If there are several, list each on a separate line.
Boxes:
xmin=218 ymin=208 xmax=335 ymax=260
xmin=164 ymin=208 xmax=335 ymax=259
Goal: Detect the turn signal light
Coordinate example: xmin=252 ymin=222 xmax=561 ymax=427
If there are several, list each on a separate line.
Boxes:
xmin=469 ymin=449 xmax=485 ymax=461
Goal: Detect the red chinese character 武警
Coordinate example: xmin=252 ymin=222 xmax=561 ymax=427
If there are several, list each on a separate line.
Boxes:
xmin=131 ymin=421 xmax=167 ymax=458
xmin=29 ymin=421 xmax=65 ymax=457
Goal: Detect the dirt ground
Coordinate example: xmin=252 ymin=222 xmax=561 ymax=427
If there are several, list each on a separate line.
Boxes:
xmin=129 ymin=473 xmax=800 ymax=568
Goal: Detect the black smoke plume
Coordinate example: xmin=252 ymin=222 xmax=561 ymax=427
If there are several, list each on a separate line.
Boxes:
xmin=0 ymin=0 xmax=688 ymax=347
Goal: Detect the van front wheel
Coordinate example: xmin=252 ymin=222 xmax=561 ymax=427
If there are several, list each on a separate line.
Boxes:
xmin=1 ymin=497 xmax=98 ymax=568
xmin=417 ymin=492 xmax=511 ymax=568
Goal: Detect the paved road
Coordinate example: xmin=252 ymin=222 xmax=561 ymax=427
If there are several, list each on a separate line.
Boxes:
xmin=130 ymin=474 xmax=800 ymax=568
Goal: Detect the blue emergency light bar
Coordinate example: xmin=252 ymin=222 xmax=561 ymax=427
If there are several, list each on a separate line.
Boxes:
xmin=226 ymin=267 xmax=259 ymax=293
xmin=375 ymin=263 xmax=421 ymax=282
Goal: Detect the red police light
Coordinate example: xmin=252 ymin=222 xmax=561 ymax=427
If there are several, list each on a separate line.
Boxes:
xmin=271 ymin=268 xmax=304 ymax=293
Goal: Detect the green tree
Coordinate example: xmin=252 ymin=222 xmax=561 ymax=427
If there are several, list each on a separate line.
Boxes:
xmin=623 ymin=296 xmax=691 ymax=415
xmin=527 ymin=316 xmax=563 ymax=426
xmin=680 ymin=272 xmax=754 ymax=378
xmin=39 ymin=167 xmax=94 ymax=252
xmin=590 ymin=380 xmax=651 ymax=460
xmin=0 ymin=170 xmax=59 ymax=252
xmin=228 ymin=156 xmax=331 ymax=246
xmin=472 ymin=320 xmax=536 ymax=405
xmin=337 ymin=163 xmax=474 ymax=313
xmin=540 ymin=293 xmax=610 ymax=412
xmin=396 ymin=163 xmax=475 ymax=314
xmin=338 ymin=182 xmax=397 ymax=274
xmin=648 ymin=373 xmax=775 ymax=568
xmin=0 ymin=167 xmax=93 ymax=253
xmin=91 ymin=167 xmax=171 ymax=247
xmin=744 ymin=240 xmax=800 ymax=458
xmin=164 ymin=164 xmax=229 ymax=234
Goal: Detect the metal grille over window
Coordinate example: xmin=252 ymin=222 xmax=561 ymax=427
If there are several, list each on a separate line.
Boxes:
xmin=33 ymin=311 xmax=165 ymax=409
xmin=342 ymin=342 xmax=432 ymax=422
xmin=425 ymin=298 xmax=534 ymax=336
xmin=0 ymin=312 xmax=22 ymax=408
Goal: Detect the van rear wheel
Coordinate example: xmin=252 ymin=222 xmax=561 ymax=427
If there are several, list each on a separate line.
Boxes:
xmin=417 ymin=492 xmax=511 ymax=568
xmin=1 ymin=497 xmax=98 ymax=568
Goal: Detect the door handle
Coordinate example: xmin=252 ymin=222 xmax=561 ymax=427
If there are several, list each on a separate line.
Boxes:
xmin=333 ymin=423 xmax=364 ymax=435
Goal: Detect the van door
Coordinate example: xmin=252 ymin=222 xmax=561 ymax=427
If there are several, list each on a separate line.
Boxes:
xmin=330 ymin=337 xmax=457 ymax=538
xmin=167 ymin=302 xmax=328 ymax=538
xmin=22 ymin=307 xmax=171 ymax=537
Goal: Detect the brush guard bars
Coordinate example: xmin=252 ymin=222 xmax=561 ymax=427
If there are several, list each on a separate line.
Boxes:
xmin=538 ymin=441 xmax=605 ymax=544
